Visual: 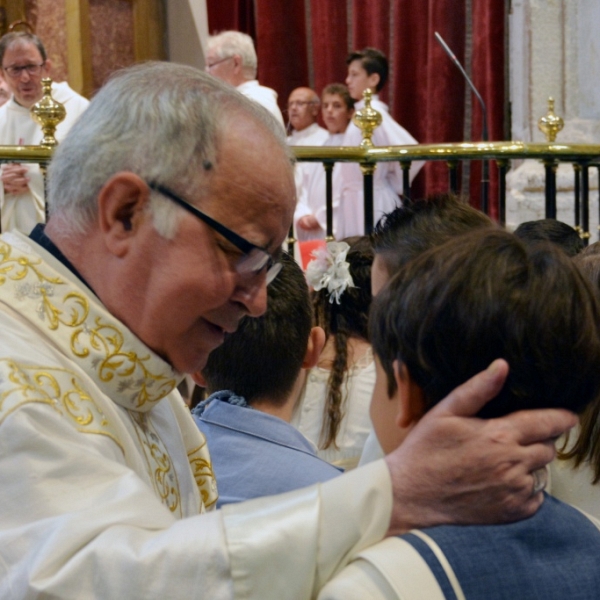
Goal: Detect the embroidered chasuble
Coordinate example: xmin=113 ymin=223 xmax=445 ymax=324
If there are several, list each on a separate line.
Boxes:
xmin=0 ymin=231 xmax=393 ymax=599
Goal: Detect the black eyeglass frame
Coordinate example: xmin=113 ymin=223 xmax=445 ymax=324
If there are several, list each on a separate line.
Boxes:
xmin=147 ymin=182 xmax=281 ymax=284
xmin=2 ymin=62 xmax=45 ymax=79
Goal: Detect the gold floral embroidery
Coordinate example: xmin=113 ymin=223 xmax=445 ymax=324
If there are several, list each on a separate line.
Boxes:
xmin=0 ymin=240 xmax=176 ymax=410
xmin=129 ymin=411 xmax=181 ymax=514
xmin=188 ymin=442 xmax=218 ymax=510
xmin=71 ymin=317 xmax=175 ymax=408
xmin=0 ymin=360 xmax=124 ymax=452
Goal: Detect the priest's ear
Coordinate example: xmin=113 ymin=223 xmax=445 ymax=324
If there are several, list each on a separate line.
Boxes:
xmin=96 ymin=172 xmax=150 ymax=257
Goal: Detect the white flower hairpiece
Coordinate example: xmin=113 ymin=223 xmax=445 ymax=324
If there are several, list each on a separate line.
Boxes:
xmin=305 ymin=241 xmax=355 ymax=304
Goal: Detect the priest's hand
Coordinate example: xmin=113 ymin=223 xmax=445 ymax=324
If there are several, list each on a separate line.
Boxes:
xmin=384 ymin=359 xmax=577 ymax=535
xmin=2 ymin=163 xmax=30 ymax=195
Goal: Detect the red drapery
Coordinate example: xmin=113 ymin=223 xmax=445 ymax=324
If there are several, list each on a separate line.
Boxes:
xmin=206 ymin=0 xmax=506 ymax=217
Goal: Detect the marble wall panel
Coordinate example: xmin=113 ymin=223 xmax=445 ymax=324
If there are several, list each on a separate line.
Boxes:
xmin=89 ymin=0 xmax=134 ymax=91
xmin=24 ymin=0 xmax=68 ymax=84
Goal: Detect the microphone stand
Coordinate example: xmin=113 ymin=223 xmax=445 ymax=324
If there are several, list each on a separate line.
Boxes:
xmin=435 ymin=32 xmax=489 ymax=214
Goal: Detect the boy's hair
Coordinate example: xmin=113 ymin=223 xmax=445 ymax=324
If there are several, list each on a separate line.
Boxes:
xmin=371 ymin=193 xmax=494 ymax=276
xmin=370 ymin=229 xmax=600 ymax=419
xmin=346 ymin=47 xmax=388 ymax=92
xmin=322 ymin=83 xmax=355 ymax=111
xmin=202 ymin=252 xmax=312 ymax=406
xmin=312 ymin=236 xmax=374 ymax=448
xmin=514 ymin=218 xmax=584 ymax=257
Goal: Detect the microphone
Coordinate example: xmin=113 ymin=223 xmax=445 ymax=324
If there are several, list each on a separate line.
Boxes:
xmin=435 ymin=31 xmax=489 ymax=213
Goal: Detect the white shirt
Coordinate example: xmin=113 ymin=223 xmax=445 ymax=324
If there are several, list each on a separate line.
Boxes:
xmin=0 ymin=81 xmax=89 ymax=234
xmin=237 ymin=79 xmax=285 ymax=129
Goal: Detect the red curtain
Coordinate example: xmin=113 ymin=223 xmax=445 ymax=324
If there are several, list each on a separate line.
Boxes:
xmin=205 ymin=0 xmax=506 ymax=217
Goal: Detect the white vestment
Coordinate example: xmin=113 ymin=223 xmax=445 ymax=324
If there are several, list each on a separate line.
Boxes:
xmin=295 ymin=132 xmax=346 ymax=240
xmin=0 ymin=230 xmax=393 ymax=599
xmin=333 ymin=96 xmax=423 ymax=239
xmin=0 ymin=82 xmax=89 ymax=235
xmin=288 ymin=123 xmax=330 ymax=241
xmin=237 ymin=79 xmax=285 ymax=129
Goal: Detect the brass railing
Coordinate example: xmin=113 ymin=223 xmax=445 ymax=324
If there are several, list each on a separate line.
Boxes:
xmin=293 ymin=141 xmax=600 ymax=240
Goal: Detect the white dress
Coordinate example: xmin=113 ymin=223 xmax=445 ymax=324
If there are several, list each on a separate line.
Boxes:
xmin=332 ymin=95 xmax=423 ymax=239
xmin=0 ymin=230 xmax=393 ymax=599
xmin=0 ymin=81 xmax=89 ymax=234
xmin=292 ymin=348 xmax=376 ymax=470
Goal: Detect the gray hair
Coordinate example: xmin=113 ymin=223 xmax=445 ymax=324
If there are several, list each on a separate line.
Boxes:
xmin=47 ymin=61 xmax=290 ymax=235
xmin=208 ymin=31 xmax=257 ymax=80
xmin=0 ymin=32 xmax=47 ymax=65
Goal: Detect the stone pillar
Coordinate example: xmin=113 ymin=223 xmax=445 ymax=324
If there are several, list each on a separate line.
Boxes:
xmin=507 ymin=0 xmax=600 ymax=239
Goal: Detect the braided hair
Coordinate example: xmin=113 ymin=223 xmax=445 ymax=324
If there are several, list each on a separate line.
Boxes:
xmin=311 ymin=236 xmax=374 ymax=449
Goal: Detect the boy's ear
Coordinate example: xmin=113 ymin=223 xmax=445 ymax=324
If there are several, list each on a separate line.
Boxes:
xmin=367 ymin=72 xmax=381 ymax=91
xmin=302 ymin=326 xmax=326 ymax=369
xmin=393 ymin=360 xmax=426 ymax=428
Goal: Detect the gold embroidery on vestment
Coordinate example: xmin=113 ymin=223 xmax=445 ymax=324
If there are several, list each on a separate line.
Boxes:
xmin=188 ymin=441 xmax=218 ymax=510
xmin=129 ymin=411 xmax=182 ymax=515
xmin=0 ymin=241 xmax=177 ymax=409
xmin=0 ymin=360 xmax=124 ymax=452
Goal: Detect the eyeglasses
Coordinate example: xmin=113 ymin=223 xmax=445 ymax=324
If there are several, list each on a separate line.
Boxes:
xmin=3 ymin=63 xmax=45 ymax=79
xmin=148 ymin=182 xmax=282 ymax=285
xmin=287 ymin=100 xmax=318 ymax=110
xmin=205 ymin=56 xmax=233 ymax=71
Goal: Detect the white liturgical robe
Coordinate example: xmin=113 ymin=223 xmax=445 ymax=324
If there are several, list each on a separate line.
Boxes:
xmin=333 ymin=96 xmax=423 ymax=239
xmin=0 ymin=82 xmax=89 ymax=234
xmin=237 ymin=79 xmax=285 ymax=129
xmin=0 ymin=230 xmax=393 ymax=599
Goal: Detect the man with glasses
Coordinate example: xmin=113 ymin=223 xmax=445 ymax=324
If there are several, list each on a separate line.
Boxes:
xmin=0 ymin=31 xmax=89 ymax=234
xmin=0 ymin=62 xmax=576 ymax=598
xmin=206 ymin=30 xmax=285 ymax=129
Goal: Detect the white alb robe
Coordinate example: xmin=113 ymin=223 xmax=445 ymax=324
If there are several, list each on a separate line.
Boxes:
xmin=289 ymin=123 xmax=330 ymax=241
xmin=333 ymin=96 xmax=423 ymax=239
xmin=237 ymin=79 xmax=285 ymax=129
xmin=0 ymin=230 xmax=393 ymax=599
xmin=0 ymin=81 xmax=89 ymax=234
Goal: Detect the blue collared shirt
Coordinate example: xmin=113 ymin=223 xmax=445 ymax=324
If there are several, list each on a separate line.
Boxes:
xmin=192 ymin=393 xmax=342 ymax=508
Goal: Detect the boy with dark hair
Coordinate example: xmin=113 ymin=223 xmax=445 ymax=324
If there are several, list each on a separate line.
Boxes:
xmin=333 ymin=47 xmax=423 ymax=238
xmin=346 ymin=47 xmax=389 ymax=93
xmin=320 ymin=229 xmax=600 ymax=600
xmin=370 ymin=193 xmax=495 ymax=294
xmin=514 ymin=217 xmax=584 ymax=257
xmin=192 ymin=253 xmax=340 ymax=507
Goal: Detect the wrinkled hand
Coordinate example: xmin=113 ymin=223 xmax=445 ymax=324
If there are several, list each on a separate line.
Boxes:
xmin=2 ymin=163 xmax=29 ymax=195
xmin=298 ymin=215 xmax=322 ymax=231
xmin=384 ymin=359 xmax=577 ymax=535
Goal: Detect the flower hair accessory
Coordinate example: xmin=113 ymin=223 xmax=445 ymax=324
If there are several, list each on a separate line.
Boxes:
xmin=305 ymin=241 xmax=355 ymax=304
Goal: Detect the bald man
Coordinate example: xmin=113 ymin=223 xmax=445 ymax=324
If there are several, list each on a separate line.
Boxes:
xmin=286 ymin=87 xmax=328 ymax=144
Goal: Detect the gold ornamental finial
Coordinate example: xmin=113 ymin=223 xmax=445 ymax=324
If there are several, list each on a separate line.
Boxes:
xmin=538 ymin=97 xmax=564 ymax=143
xmin=30 ymin=78 xmax=66 ymax=149
xmin=352 ymin=88 xmax=382 ymax=149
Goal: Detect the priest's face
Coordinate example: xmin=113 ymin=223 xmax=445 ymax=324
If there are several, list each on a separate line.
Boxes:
xmin=1 ymin=41 xmax=50 ymax=108
xmin=131 ymin=114 xmax=295 ymax=374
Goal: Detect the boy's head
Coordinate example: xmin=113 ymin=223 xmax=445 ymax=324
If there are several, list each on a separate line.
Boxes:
xmin=369 ymin=229 xmax=600 ymax=454
xmin=371 ymin=194 xmax=494 ymax=295
xmin=322 ymin=83 xmax=354 ymax=134
xmin=514 ymin=218 xmax=584 ymax=257
xmin=200 ymin=253 xmax=322 ymax=407
xmin=345 ymin=47 xmax=388 ymax=100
